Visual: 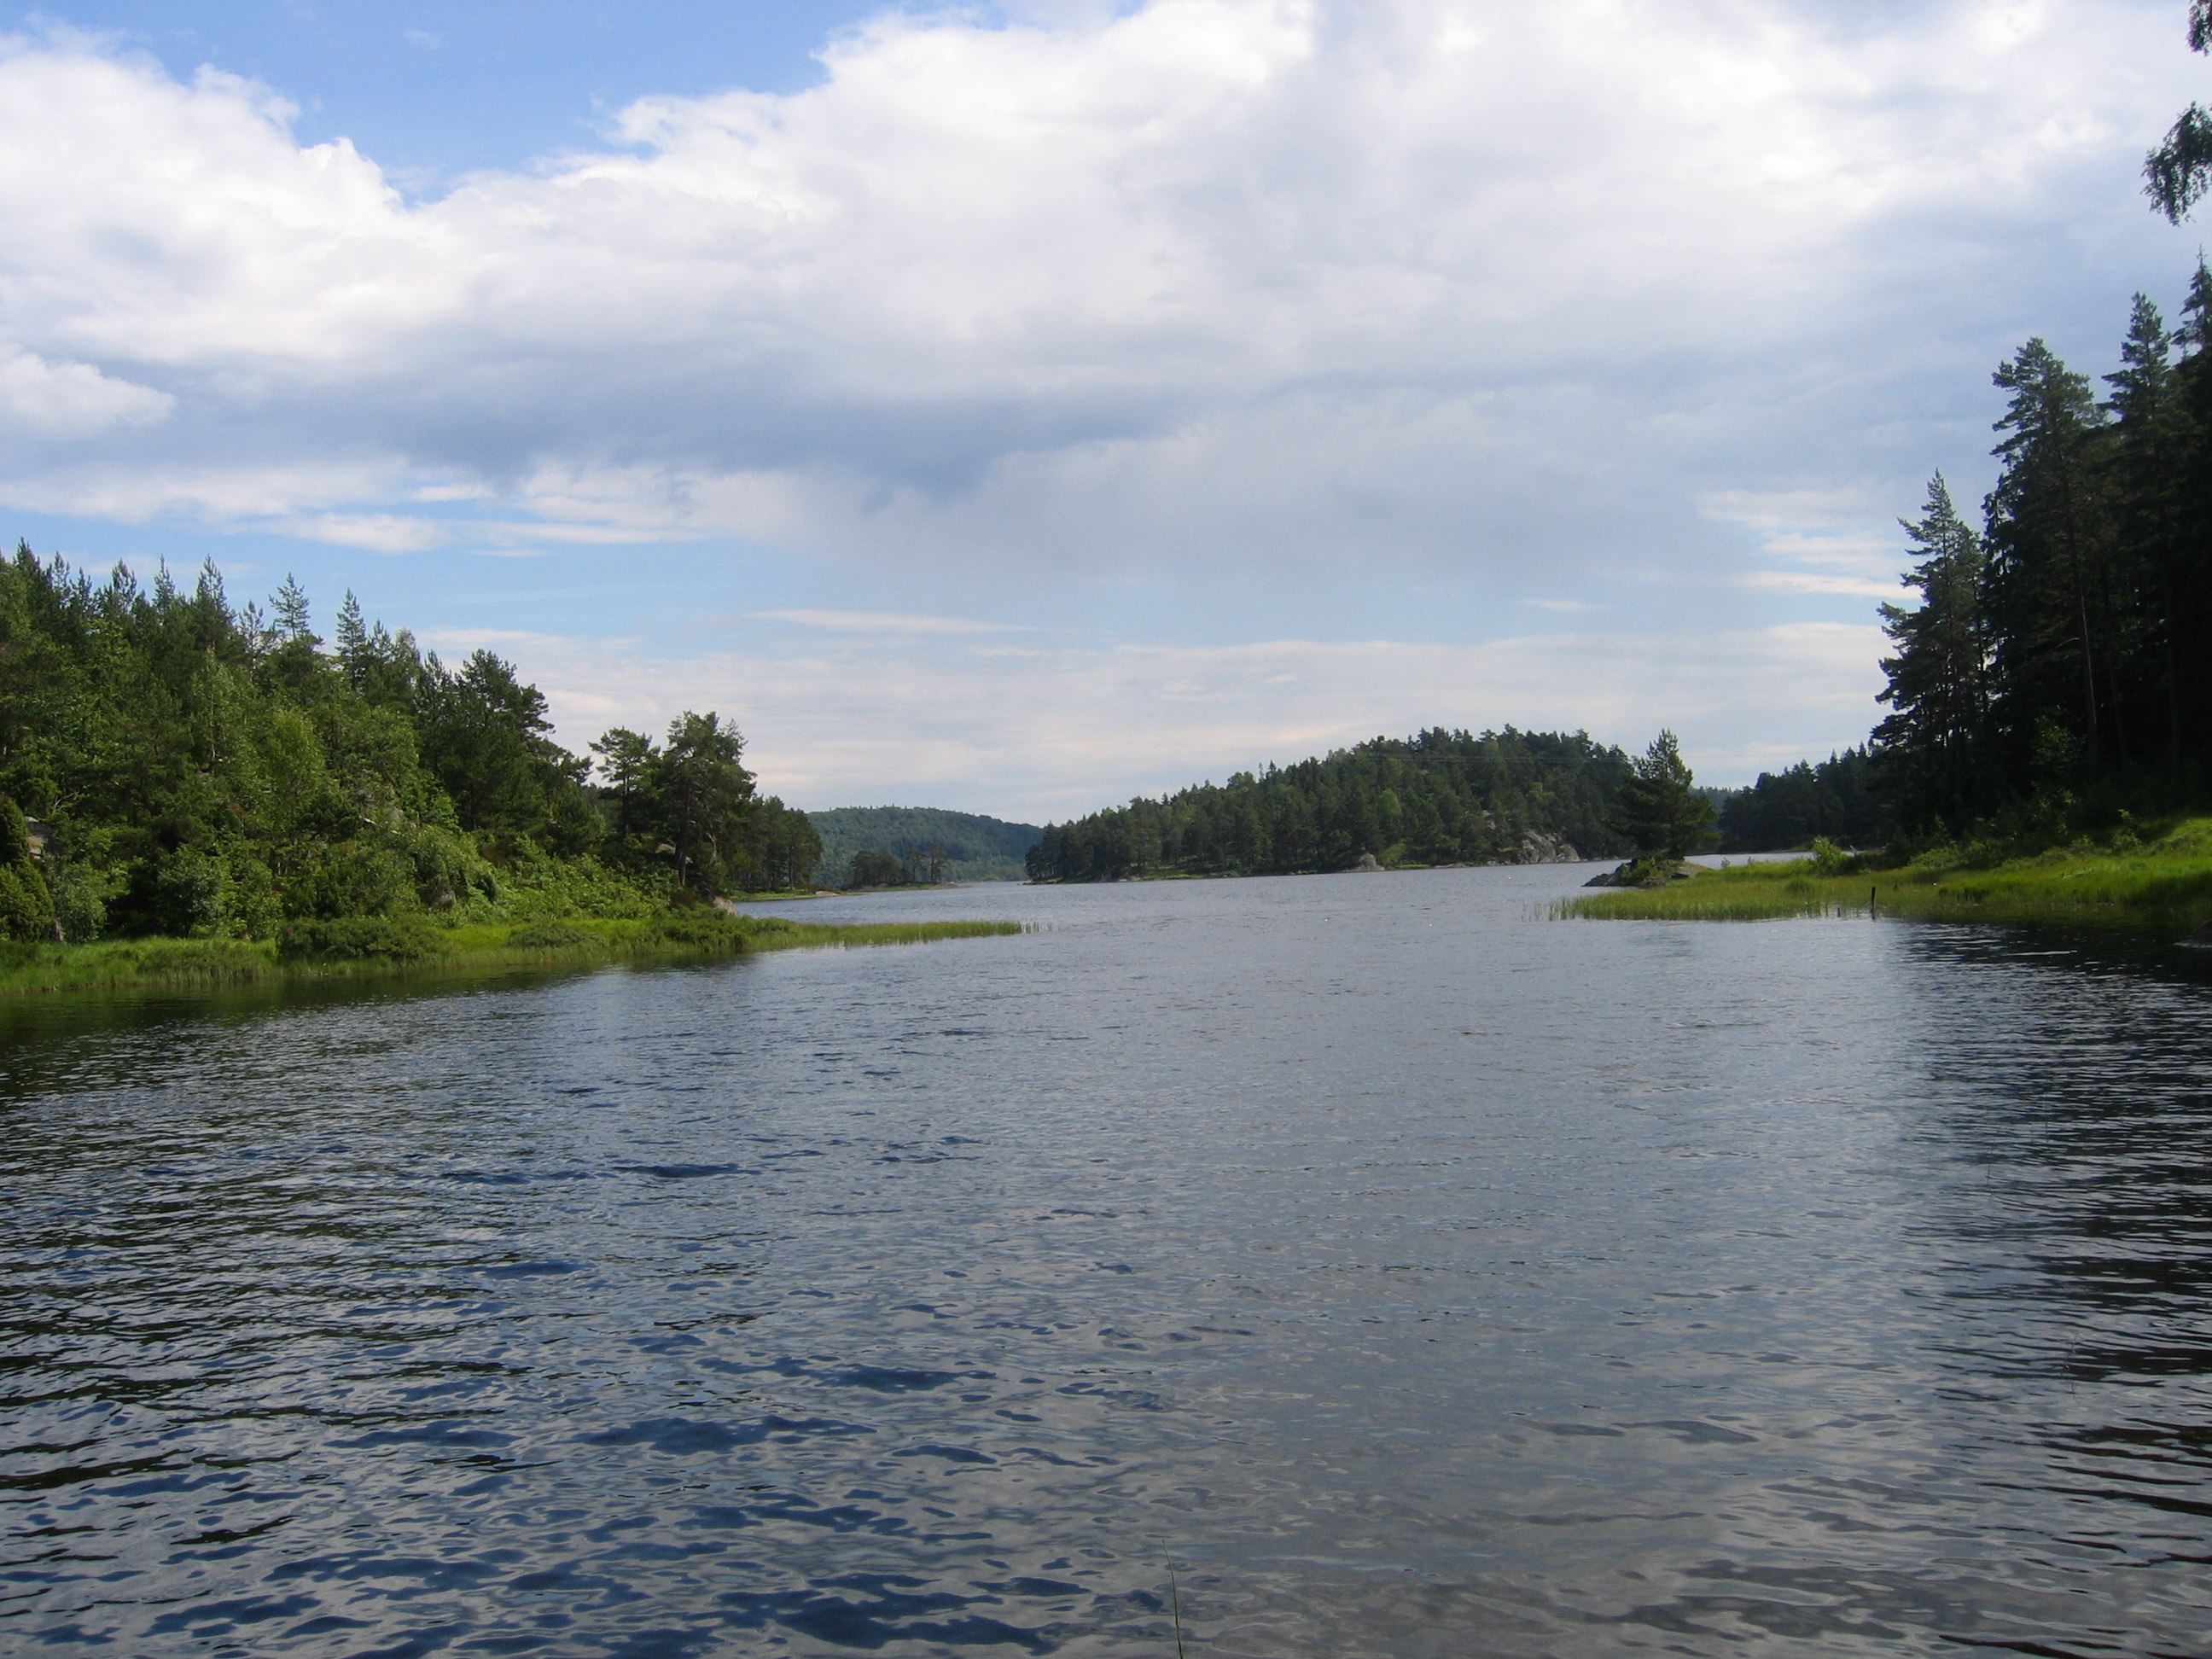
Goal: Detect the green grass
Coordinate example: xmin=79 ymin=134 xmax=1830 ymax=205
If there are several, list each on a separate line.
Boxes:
xmin=0 ymin=912 xmax=1027 ymax=997
xmin=1556 ymin=819 xmax=2212 ymax=940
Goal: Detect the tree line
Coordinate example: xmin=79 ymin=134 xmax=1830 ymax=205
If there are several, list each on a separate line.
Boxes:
xmin=1871 ymin=266 xmax=2212 ymax=841
xmin=1025 ymin=728 xmax=1639 ymax=882
xmin=0 ymin=548 xmax=818 ymax=941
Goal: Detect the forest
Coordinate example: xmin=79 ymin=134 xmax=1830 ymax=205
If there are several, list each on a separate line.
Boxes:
xmin=1870 ymin=265 xmax=2212 ymax=842
xmin=1031 ymin=259 xmax=2212 ymax=884
xmin=807 ymin=806 xmax=1042 ymax=887
xmin=1024 ymin=728 xmax=1639 ymax=882
xmin=0 ymin=549 xmax=820 ymax=945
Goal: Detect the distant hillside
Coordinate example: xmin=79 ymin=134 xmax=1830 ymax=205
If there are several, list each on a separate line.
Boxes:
xmin=806 ymin=806 xmax=1043 ymax=885
xmin=1025 ymin=727 xmax=1641 ymax=882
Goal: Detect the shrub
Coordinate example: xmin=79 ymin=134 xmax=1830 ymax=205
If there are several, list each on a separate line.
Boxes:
xmin=138 ymin=850 xmax=228 ymax=937
xmin=505 ymin=921 xmax=592 ymax=949
xmin=276 ymin=916 xmax=441 ymax=961
xmin=646 ymin=910 xmax=747 ymax=948
xmin=45 ymin=861 xmax=108 ymax=942
xmin=0 ymin=797 xmax=55 ymax=941
xmin=288 ymin=843 xmax=416 ymax=920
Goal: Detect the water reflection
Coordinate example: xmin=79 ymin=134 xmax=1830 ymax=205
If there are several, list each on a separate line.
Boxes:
xmin=3 ymin=872 xmax=2210 ymax=1655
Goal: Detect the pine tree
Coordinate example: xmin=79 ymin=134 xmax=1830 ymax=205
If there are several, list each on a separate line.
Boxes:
xmin=1607 ymin=731 xmax=1715 ymax=860
xmin=1875 ymin=475 xmax=1988 ymax=830
xmin=272 ymin=574 xmax=315 ymax=644
xmin=1983 ymin=340 xmax=2113 ymax=788
xmin=2102 ymin=295 xmax=2193 ymax=775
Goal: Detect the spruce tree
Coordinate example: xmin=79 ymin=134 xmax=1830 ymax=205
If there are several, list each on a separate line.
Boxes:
xmin=1875 ymin=475 xmax=1988 ymax=830
xmin=1983 ymin=340 xmax=2112 ymax=788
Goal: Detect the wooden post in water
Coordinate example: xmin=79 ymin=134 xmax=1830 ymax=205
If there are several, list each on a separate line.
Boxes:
xmin=1870 ymin=884 xmax=1877 ymax=917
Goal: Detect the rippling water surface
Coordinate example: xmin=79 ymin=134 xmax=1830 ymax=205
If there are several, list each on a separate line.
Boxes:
xmin=5 ymin=865 xmax=2212 ymax=1657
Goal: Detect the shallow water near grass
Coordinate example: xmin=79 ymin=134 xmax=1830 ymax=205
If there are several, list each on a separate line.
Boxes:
xmin=5 ymin=864 xmax=2211 ymax=1657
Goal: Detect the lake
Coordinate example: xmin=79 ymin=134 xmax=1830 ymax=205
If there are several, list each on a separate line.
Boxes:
xmin=4 ymin=864 xmax=2210 ymax=1656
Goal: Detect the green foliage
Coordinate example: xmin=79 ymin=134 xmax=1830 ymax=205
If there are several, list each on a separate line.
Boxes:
xmin=583 ymin=713 xmax=821 ymax=895
xmin=45 ymin=861 xmax=108 ymax=943
xmin=1874 ymin=476 xmax=1988 ymax=831
xmin=846 ymin=848 xmax=911 ymax=888
xmin=1566 ymin=818 xmax=2212 ymax=937
xmin=1719 ymin=748 xmax=1886 ymax=851
xmin=505 ymin=921 xmax=593 ymax=949
xmin=1608 ymin=731 xmax=1715 ymax=860
xmin=0 ymin=550 xmax=817 ymax=938
xmin=643 ymin=909 xmax=750 ymax=949
xmin=1028 ymin=727 xmax=1635 ymax=882
xmin=1871 ymin=269 xmax=2212 ymax=841
xmin=0 ymin=797 xmax=54 ymax=942
xmin=2146 ymin=5 xmax=2212 ymax=220
xmin=276 ymin=916 xmax=441 ymax=961
xmin=808 ymin=806 xmax=1039 ymax=884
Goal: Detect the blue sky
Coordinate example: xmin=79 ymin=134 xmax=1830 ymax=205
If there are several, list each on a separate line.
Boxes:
xmin=1 ymin=1 xmax=2203 ymax=818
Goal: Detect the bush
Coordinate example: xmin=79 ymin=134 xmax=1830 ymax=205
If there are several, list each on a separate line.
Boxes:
xmin=645 ymin=910 xmax=747 ymax=948
xmin=276 ymin=916 xmax=441 ymax=961
xmin=45 ymin=861 xmax=108 ymax=942
xmin=135 ymin=850 xmax=228 ymax=937
xmin=0 ymin=859 xmax=55 ymax=942
xmin=505 ymin=921 xmax=592 ymax=949
xmin=288 ymin=843 xmax=416 ymax=920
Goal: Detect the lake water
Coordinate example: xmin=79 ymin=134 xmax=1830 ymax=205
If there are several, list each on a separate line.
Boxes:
xmin=5 ymin=864 xmax=2211 ymax=1657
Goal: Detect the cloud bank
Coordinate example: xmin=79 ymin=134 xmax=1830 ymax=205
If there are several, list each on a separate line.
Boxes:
xmin=435 ymin=619 xmax=1887 ymax=820
xmin=0 ymin=1 xmax=2197 ymax=804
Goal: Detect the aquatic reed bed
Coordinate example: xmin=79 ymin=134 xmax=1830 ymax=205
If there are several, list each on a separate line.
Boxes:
xmin=0 ymin=914 xmax=1027 ymax=996
xmin=1555 ymin=820 xmax=2212 ymax=940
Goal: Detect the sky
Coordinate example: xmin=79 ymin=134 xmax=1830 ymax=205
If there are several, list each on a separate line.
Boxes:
xmin=0 ymin=0 xmax=2204 ymax=821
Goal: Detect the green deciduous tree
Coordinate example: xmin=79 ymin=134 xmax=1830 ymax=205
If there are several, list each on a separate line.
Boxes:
xmin=2147 ymin=3 xmax=2212 ymax=221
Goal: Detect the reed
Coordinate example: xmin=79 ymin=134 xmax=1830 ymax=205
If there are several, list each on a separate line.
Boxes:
xmin=1554 ymin=819 xmax=2212 ymax=940
xmin=0 ymin=915 xmax=1026 ymax=997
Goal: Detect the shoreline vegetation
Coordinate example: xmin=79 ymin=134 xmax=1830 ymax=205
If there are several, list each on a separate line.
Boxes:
xmin=1561 ymin=819 xmax=2212 ymax=940
xmin=0 ymin=911 xmax=1027 ymax=998
xmin=0 ymin=550 xmax=1035 ymax=1002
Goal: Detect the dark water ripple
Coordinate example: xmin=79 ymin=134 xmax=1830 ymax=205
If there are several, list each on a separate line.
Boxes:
xmin=4 ymin=867 xmax=2212 ymax=1656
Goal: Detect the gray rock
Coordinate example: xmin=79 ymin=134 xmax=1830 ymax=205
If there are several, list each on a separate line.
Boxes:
xmin=1584 ymin=859 xmax=1699 ymax=888
xmin=1516 ymin=831 xmax=1583 ymax=864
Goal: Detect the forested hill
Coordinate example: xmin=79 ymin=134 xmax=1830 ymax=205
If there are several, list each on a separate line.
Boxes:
xmin=807 ymin=806 xmax=1041 ymax=885
xmin=0 ymin=547 xmax=821 ymax=943
xmin=1025 ymin=729 xmax=1637 ymax=882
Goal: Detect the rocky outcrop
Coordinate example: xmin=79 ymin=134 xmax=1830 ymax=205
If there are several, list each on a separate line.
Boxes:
xmin=1514 ymin=832 xmax=1583 ymax=864
xmin=1584 ymin=859 xmax=1700 ymax=888
xmin=1349 ymin=853 xmax=1384 ymax=872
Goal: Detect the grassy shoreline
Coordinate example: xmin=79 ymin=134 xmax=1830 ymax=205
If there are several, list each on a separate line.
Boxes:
xmin=0 ymin=912 xmax=1027 ymax=998
xmin=1557 ymin=819 xmax=2212 ymax=939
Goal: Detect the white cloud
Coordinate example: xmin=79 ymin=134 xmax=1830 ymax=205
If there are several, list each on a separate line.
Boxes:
xmin=0 ymin=345 xmax=172 ymax=438
xmin=0 ymin=3 xmax=2194 ymax=804
xmin=755 ymin=608 xmax=1012 ymax=635
xmin=446 ymin=620 xmax=1889 ymax=819
xmin=0 ymin=2 xmax=2191 ymax=583
xmin=282 ymin=512 xmax=451 ymax=552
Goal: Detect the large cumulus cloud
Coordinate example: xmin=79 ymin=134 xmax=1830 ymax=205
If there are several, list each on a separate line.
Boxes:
xmin=0 ymin=0 xmax=2194 ymax=586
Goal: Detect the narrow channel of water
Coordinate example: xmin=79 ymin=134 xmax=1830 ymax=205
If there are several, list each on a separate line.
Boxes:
xmin=4 ymin=865 xmax=2209 ymax=1656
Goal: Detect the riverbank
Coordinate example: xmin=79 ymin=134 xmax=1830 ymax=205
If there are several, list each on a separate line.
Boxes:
xmin=1557 ymin=818 xmax=2212 ymax=939
xmin=0 ymin=911 xmax=1027 ymax=997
